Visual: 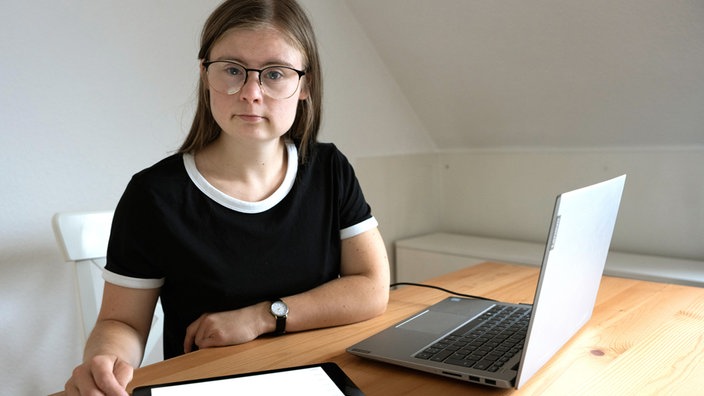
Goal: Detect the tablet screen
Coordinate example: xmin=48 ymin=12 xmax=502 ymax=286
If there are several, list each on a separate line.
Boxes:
xmin=132 ymin=363 xmax=364 ymax=396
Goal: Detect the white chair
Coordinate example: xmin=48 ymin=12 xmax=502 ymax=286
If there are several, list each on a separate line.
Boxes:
xmin=52 ymin=211 xmax=163 ymax=366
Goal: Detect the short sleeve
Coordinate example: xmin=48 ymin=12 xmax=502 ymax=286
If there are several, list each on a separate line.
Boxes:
xmin=104 ymin=174 xmax=166 ymax=288
xmin=330 ymin=146 xmax=377 ymax=239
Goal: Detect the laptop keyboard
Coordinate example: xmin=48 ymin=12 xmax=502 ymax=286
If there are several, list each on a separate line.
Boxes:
xmin=414 ymin=305 xmax=531 ymax=372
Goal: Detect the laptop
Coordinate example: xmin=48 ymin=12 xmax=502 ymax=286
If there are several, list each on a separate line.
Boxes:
xmin=348 ymin=175 xmax=626 ymax=389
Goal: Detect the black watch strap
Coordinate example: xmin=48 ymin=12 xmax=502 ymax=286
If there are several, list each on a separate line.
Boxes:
xmin=275 ymin=314 xmax=286 ymax=335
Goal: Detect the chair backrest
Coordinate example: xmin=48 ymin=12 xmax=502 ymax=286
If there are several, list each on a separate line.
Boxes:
xmin=52 ymin=211 xmax=163 ymax=365
xmin=53 ymin=211 xmax=113 ymax=262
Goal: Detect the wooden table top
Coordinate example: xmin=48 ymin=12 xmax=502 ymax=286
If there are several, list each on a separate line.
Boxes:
xmin=52 ymin=262 xmax=704 ymax=395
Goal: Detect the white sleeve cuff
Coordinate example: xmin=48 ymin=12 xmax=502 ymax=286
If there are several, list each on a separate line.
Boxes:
xmin=102 ymin=268 xmax=164 ymax=289
xmin=340 ymin=216 xmax=378 ymax=239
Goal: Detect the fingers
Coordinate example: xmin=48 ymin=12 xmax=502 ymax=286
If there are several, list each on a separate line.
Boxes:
xmin=196 ymin=326 xmax=224 ymax=350
xmin=183 ymin=314 xmax=203 ymax=353
xmin=185 ymin=314 xmax=216 ymax=352
xmin=184 ymin=313 xmax=227 ymax=352
xmin=183 ymin=308 xmax=263 ymax=353
xmin=65 ymin=355 xmax=131 ymax=396
xmin=90 ymin=356 xmax=131 ymax=396
xmin=113 ymin=359 xmax=134 ymax=390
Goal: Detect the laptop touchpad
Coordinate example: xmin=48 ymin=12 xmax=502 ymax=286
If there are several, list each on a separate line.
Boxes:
xmin=398 ymin=311 xmax=467 ymax=334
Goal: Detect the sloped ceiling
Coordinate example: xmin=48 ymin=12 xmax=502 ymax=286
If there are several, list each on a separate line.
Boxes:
xmin=344 ymin=0 xmax=704 ymax=150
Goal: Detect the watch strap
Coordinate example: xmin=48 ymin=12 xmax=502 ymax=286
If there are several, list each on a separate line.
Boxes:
xmin=274 ymin=314 xmax=286 ymax=335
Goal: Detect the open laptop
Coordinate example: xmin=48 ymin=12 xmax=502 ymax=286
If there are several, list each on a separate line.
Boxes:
xmin=348 ymin=175 xmax=626 ymax=389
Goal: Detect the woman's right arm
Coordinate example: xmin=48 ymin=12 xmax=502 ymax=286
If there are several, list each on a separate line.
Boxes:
xmin=64 ymin=283 xmax=160 ymax=396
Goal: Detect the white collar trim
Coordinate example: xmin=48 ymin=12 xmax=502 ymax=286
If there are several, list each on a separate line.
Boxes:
xmin=183 ymin=141 xmax=298 ymax=214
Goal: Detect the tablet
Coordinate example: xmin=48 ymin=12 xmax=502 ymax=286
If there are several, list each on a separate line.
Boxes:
xmin=132 ymin=362 xmax=364 ymax=396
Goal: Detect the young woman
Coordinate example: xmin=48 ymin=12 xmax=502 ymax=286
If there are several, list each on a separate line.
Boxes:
xmin=64 ymin=1 xmax=389 ymax=394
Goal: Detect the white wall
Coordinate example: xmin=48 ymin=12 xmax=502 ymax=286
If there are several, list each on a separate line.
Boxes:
xmin=345 ymin=0 xmax=704 ymax=150
xmin=347 ymin=0 xmax=704 ymax=269
xmin=3 ymin=1 xmax=701 ymax=394
xmin=354 ymin=153 xmax=443 ymax=272
xmin=0 ymin=1 xmax=430 ymax=394
xmin=0 ymin=2 xmax=216 ymax=394
xmin=438 ymin=148 xmax=704 ymax=261
xmin=356 ymin=147 xmax=704 ymax=281
xmin=300 ymin=0 xmax=433 ymax=156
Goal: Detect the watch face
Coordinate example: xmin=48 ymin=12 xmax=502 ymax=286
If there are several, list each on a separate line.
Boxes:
xmin=271 ymin=300 xmax=289 ymax=316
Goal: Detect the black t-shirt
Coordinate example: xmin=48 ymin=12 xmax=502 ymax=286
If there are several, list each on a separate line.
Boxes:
xmin=104 ymin=141 xmax=377 ymax=358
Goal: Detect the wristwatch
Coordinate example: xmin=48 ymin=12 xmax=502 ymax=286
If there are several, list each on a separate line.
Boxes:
xmin=270 ymin=299 xmax=289 ymax=335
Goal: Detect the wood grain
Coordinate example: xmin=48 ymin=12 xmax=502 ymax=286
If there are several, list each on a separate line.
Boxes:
xmin=50 ymin=262 xmax=704 ymax=396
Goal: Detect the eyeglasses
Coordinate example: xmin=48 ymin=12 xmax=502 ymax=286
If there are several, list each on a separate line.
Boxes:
xmin=203 ymin=60 xmax=306 ymax=100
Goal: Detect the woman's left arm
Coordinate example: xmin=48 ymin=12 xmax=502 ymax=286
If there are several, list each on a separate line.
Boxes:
xmin=184 ymin=227 xmax=390 ymax=352
xmin=284 ymin=226 xmax=390 ymax=331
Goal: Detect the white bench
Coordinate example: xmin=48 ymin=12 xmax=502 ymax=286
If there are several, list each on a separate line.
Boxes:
xmin=395 ymin=232 xmax=704 ymax=288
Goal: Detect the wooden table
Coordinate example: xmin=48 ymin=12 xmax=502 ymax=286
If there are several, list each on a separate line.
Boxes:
xmin=53 ymin=262 xmax=704 ymax=395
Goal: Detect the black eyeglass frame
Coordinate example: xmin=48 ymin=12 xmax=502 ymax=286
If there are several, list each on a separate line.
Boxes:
xmin=203 ymin=60 xmax=306 ymax=99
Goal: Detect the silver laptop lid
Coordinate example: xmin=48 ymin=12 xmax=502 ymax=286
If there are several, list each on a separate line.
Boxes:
xmin=515 ymin=175 xmax=626 ymax=388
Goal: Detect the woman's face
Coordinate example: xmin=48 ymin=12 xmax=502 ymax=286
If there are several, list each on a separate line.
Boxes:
xmin=205 ymin=27 xmax=308 ymax=144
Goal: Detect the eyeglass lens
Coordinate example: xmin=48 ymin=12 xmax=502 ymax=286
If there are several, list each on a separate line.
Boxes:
xmin=206 ymin=62 xmax=303 ymax=99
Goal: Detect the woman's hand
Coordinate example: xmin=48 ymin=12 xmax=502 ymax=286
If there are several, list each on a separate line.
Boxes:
xmin=65 ymin=284 xmax=158 ymax=395
xmin=64 ymin=354 xmax=133 ymax=396
xmin=183 ymin=302 xmax=273 ymax=353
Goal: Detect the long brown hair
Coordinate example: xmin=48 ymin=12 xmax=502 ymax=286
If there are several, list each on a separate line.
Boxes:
xmin=179 ymin=0 xmax=322 ymax=163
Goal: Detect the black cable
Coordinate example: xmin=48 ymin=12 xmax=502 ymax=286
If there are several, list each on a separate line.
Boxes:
xmin=389 ymin=282 xmax=498 ymax=302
